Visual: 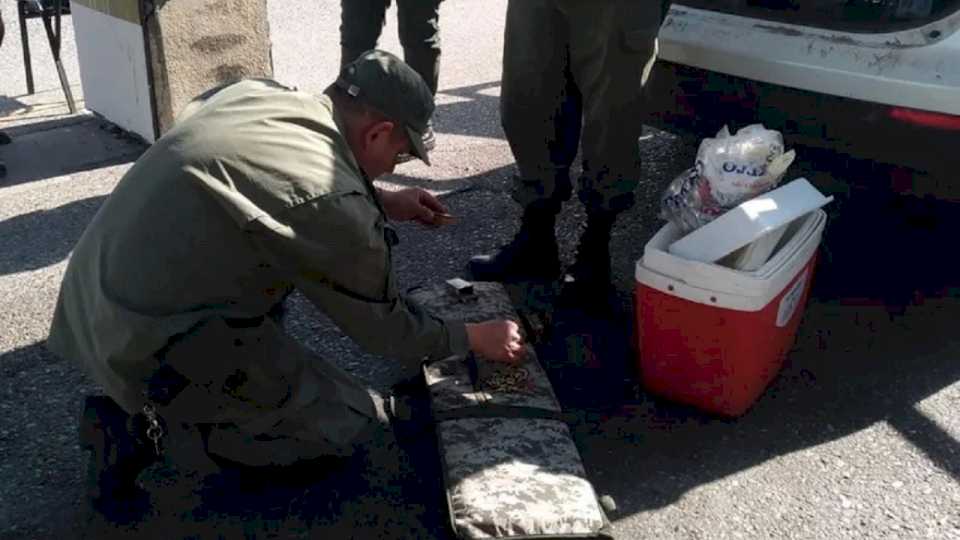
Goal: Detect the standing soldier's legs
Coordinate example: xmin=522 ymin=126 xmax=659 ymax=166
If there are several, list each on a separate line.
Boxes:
xmin=468 ymin=0 xmax=576 ymax=282
xmin=562 ymin=0 xmax=664 ymax=295
xmin=340 ymin=0 xmax=391 ymax=68
xmin=395 ymin=0 xmax=442 ymax=152
xmin=395 ymin=0 xmax=442 ymax=96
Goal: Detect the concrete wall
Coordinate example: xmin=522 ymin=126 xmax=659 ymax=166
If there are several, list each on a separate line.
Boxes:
xmin=146 ymin=0 xmax=273 ymax=134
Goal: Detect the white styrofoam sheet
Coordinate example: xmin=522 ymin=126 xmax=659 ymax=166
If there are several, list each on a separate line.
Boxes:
xmin=72 ymin=3 xmax=155 ymax=142
xmin=668 ymin=178 xmax=833 ymax=264
xmin=637 ymin=210 xmax=827 ymax=311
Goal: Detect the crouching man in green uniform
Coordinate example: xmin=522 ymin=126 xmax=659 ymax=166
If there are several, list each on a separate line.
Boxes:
xmin=47 ymin=50 xmax=524 ymax=512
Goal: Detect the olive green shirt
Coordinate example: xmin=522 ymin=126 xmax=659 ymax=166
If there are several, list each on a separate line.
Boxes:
xmin=47 ymin=79 xmax=469 ymax=412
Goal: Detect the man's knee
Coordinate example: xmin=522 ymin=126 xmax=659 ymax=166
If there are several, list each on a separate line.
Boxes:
xmin=578 ymin=183 xmax=637 ymax=215
xmin=202 ymin=401 xmax=385 ymax=469
xmin=511 ymin=170 xmax=574 ymax=209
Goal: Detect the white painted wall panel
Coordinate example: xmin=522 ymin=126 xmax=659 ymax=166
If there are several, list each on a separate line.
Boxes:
xmin=72 ymin=3 xmax=155 ymax=142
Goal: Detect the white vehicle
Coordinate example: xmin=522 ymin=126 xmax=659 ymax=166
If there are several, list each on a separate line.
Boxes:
xmin=645 ymin=1 xmax=960 ymax=191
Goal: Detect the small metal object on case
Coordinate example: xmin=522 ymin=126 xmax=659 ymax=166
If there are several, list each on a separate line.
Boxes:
xmin=446 ymin=278 xmax=476 ymax=301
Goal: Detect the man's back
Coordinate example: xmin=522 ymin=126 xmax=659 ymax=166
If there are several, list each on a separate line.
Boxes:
xmin=48 ymin=80 xmax=369 ymax=412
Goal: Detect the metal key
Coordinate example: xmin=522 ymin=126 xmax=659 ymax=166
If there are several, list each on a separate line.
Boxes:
xmin=142 ymin=403 xmax=164 ymax=458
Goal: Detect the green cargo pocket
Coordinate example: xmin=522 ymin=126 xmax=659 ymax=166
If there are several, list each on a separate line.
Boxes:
xmin=621 ymin=28 xmax=658 ymax=55
xmin=162 ymin=317 xmax=296 ymax=420
xmin=621 ymin=26 xmax=661 ymax=88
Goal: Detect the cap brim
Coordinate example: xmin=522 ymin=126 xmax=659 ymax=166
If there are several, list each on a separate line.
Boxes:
xmin=405 ymin=125 xmax=431 ymax=166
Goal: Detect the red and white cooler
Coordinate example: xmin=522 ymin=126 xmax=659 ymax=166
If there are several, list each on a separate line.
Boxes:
xmin=635 ymin=209 xmax=827 ymax=416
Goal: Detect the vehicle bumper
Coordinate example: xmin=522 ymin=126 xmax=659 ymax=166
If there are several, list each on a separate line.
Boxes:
xmin=643 ymin=60 xmax=960 ymax=195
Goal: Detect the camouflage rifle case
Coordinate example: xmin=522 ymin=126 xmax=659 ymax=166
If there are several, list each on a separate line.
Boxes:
xmin=409 ymin=282 xmax=612 ymax=540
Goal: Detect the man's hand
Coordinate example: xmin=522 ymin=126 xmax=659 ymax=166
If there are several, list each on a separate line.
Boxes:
xmin=378 ymin=187 xmax=454 ymax=226
xmin=465 ymin=320 xmax=526 ymax=363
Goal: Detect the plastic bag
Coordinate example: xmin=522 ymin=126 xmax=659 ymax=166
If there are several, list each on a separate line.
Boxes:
xmin=660 ymin=124 xmax=796 ymax=233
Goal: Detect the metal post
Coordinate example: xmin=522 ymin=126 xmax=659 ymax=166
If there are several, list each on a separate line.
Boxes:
xmin=18 ymin=1 xmax=35 ymax=95
xmin=42 ymin=0 xmax=77 ymax=114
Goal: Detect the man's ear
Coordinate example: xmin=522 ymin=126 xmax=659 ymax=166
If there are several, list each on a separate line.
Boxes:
xmin=364 ymin=120 xmax=396 ymax=149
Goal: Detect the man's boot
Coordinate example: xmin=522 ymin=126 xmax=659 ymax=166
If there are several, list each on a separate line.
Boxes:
xmin=564 ymin=210 xmax=618 ymax=305
xmin=79 ymin=396 xmax=156 ymax=522
xmin=468 ymin=201 xmax=561 ymax=282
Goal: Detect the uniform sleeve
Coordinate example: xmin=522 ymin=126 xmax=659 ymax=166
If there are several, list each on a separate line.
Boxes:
xmin=246 ymin=192 xmax=469 ymax=366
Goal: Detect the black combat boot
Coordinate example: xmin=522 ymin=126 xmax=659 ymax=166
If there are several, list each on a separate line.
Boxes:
xmin=79 ymin=395 xmax=156 ymax=522
xmin=564 ymin=210 xmax=618 ymax=306
xmin=468 ymin=201 xmax=562 ymax=282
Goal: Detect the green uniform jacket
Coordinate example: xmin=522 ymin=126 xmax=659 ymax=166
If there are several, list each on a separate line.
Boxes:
xmin=47 ymin=79 xmax=469 ymax=423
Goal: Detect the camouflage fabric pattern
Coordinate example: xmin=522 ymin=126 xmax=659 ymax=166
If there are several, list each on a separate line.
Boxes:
xmin=408 ymin=282 xmax=522 ymax=326
xmin=412 ymin=282 xmax=561 ymax=413
xmin=413 ymin=281 xmax=606 ymax=539
xmin=423 ymin=351 xmax=560 ymax=414
xmin=423 ymin=354 xmax=484 ymax=410
xmin=438 ymin=417 xmax=606 ymax=539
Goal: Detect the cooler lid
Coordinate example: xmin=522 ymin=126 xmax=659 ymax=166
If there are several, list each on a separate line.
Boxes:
xmin=667 ymin=178 xmax=833 ymax=264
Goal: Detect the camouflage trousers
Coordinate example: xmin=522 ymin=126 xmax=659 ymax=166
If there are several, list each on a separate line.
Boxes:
xmin=502 ymin=0 xmax=668 ymax=214
xmin=339 ymin=0 xmax=443 ymax=95
xmin=152 ymin=317 xmax=383 ymax=468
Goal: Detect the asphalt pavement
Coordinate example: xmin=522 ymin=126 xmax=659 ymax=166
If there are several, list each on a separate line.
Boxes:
xmin=1 ymin=1 xmax=959 ymax=539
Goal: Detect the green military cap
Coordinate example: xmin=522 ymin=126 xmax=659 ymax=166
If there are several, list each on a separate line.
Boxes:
xmin=336 ymin=49 xmax=435 ymax=165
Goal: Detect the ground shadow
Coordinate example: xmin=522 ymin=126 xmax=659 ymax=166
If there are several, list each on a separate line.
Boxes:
xmin=0 ymin=195 xmax=106 ymax=276
xmin=0 ymin=341 xmax=97 ymax=540
xmin=566 ymin=292 xmax=960 ymax=517
xmin=0 ymin=95 xmax=30 ymax=117
xmin=0 ymin=116 xmax=143 ymax=188
xmin=812 ymin=187 xmax=960 ymax=307
xmin=433 ymin=80 xmax=504 ymax=141
xmin=75 ymin=432 xmax=447 ymax=540
xmin=381 ymin=164 xmax=514 ymax=197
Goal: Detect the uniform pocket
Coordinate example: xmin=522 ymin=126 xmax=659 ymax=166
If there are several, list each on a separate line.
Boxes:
xmin=378 ymin=219 xmax=400 ymax=297
xmin=164 ymin=317 xmax=296 ymax=416
xmin=619 ymin=0 xmax=667 ymax=52
xmin=619 ymin=6 xmax=664 ymax=88
xmin=622 ymin=27 xmax=659 ymax=55
xmin=382 ymin=221 xmax=400 ymax=248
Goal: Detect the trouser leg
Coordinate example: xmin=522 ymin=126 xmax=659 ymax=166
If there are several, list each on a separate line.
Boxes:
xmin=555 ymin=0 xmax=664 ymax=299
xmin=563 ymin=0 xmax=663 ymax=215
xmin=158 ymin=317 xmax=379 ymax=469
xmin=468 ymin=0 xmax=576 ymax=282
xmin=396 ymin=0 xmax=442 ymax=95
xmin=501 ymin=0 xmax=578 ymax=209
xmin=340 ymin=0 xmax=390 ymax=68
